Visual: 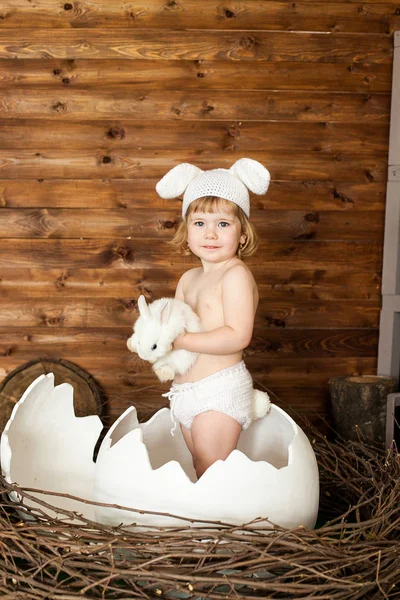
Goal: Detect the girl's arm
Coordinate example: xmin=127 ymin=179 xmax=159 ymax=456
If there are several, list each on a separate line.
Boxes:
xmin=174 ymin=266 xmax=256 ymax=355
xmin=175 ymin=273 xmax=185 ymax=301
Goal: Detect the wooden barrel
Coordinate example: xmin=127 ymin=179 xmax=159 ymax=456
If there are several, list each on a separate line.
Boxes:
xmin=328 ymin=375 xmax=397 ymax=443
xmin=0 ymin=358 xmax=106 ymax=435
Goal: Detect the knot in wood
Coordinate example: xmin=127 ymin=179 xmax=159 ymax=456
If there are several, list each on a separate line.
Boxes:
xmin=52 ymin=101 xmax=67 ymax=113
xmin=161 ymin=219 xmax=176 ymax=229
xmin=41 ymin=314 xmax=64 ymax=326
xmin=240 ymin=36 xmax=256 ymax=50
xmin=102 ymin=155 xmax=112 ymax=164
xmin=273 ymin=319 xmax=286 ymax=328
xmin=62 ymin=78 xmax=70 ymax=85
xmin=304 ymin=212 xmax=320 ymax=223
xmin=107 ymin=126 xmax=125 ymax=140
xmin=227 ymin=126 xmax=240 ymax=137
xmin=225 ymin=9 xmax=236 ymax=18
xmin=53 ymin=68 xmax=62 ymax=76
xmin=64 ymin=3 xmax=73 ymax=10
xmin=332 ymin=189 xmax=354 ymax=205
xmin=265 ymin=340 xmax=282 ymax=353
xmin=202 ymin=101 xmax=214 ymax=113
xmin=116 ymin=246 xmax=133 ymax=261
xmin=121 ymin=298 xmax=136 ymax=311
xmin=55 ymin=273 xmax=68 ymax=289
xmin=166 ymin=0 xmax=180 ymax=9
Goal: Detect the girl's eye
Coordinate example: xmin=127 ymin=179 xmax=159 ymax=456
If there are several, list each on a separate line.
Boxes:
xmin=194 ymin=221 xmax=204 ymax=227
xmin=151 ymin=344 xmax=157 ymax=351
xmin=219 ymin=222 xmax=229 ymax=227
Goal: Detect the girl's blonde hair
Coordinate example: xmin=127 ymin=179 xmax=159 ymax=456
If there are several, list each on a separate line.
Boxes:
xmin=168 ymin=196 xmax=258 ymax=259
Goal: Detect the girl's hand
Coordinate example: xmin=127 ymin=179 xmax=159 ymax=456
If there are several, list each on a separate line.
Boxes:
xmin=173 ymin=333 xmax=187 ymax=350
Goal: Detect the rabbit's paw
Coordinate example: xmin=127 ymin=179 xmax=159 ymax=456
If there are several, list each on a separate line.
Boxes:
xmin=154 ymin=365 xmax=175 ymax=382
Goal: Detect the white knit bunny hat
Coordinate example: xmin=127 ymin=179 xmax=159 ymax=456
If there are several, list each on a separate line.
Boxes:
xmin=155 ymin=158 xmax=270 ymax=217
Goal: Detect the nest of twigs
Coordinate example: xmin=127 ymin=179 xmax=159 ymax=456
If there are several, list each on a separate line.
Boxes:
xmin=0 ymin=425 xmax=399 ymax=600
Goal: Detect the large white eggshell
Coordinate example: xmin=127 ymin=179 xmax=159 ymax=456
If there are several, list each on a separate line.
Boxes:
xmin=94 ymin=404 xmax=319 ymax=529
xmin=1 ymin=373 xmax=103 ymax=521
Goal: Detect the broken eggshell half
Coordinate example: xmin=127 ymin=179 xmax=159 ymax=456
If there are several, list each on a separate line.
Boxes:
xmin=1 ymin=373 xmax=102 ymax=522
xmin=93 ymin=404 xmax=319 ymax=529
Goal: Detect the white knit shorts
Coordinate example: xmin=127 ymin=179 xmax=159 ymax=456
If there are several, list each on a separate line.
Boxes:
xmin=162 ymin=361 xmax=254 ymax=435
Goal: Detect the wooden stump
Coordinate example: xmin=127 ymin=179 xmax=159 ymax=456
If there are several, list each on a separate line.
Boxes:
xmin=328 ymin=375 xmax=397 ymax=443
xmin=0 ymin=358 xmax=107 ymax=435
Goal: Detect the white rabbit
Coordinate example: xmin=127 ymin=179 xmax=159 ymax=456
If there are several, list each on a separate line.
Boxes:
xmin=127 ymin=295 xmax=271 ymax=420
xmin=126 ymin=295 xmax=203 ymax=382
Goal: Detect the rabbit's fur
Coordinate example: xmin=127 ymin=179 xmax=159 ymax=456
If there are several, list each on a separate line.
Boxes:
xmin=127 ymin=295 xmax=203 ymax=382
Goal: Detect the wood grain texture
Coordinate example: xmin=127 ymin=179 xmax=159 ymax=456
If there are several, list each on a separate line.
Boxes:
xmin=0 ymin=150 xmax=388 ymax=181
xmin=0 ymin=59 xmax=391 ymax=92
xmin=0 ymin=1 xmax=399 ymax=33
xmin=0 ymin=88 xmax=390 ymax=122
xmin=0 ymin=298 xmax=381 ymax=329
xmin=0 ymin=328 xmax=379 ymax=364
xmin=0 ymin=179 xmax=385 ymax=210
xmin=0 ymin=268 xmax=382 ymax=300
xmin=0 ymin=208 xmax=384 ymax=241
xmin=0 ymin=239 xmax=383 ymax=271
xmin=0 ymin=120 xmax=389 ymax=155
xmin=0 ymin=30 xmax=392 ymax=62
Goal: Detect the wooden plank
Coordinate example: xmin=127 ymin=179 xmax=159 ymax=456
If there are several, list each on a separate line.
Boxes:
xmin=0 ymin=208 xmax=384 ymax=241
xmin=0 ymin=239 xmax=383 ymax=271
xmin=0 ymin=327 xmax=379 ymax=360
xmin=0 ymin=30 xmax=392 ymax=62
xmin=0 ymin=88 xmax=390 ymax=122
xmin=0 ymin=298 xmax=381 ymax=328
xmin=0 ymin=119 xmax=389 ymax=155
xmin=0 ymin=268 xmax=382 ymax=301
xmin=0 ymin=179 xmax=385 ymax=211
xmin=1 ymin=355 xmax=373 ymax=385
xmin=0 ymin=1 xmax=399 ymax=33
xmin=0 ymin=150 xmax=388 ymax=181
xmin=0 ymin=59 xmax=391 ymax=93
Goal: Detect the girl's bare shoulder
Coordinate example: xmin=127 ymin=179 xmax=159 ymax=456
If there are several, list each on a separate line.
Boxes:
xmin=223 ymin=259 xmax=256 ymax=284
xmin=177 ymin=267 xmax=202 ymax=291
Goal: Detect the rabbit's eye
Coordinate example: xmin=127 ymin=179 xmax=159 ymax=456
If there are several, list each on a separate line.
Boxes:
xmin=151 ymin=344 xmax=157 ymax=351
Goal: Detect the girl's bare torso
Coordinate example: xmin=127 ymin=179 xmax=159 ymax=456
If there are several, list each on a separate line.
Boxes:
xmin=174 ymin=258 xmax=259 ymax=384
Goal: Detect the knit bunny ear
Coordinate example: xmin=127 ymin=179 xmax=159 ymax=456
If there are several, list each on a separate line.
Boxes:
xmin=156 ymin=163 xmax=203 ymax=199
xmin=229 ymin=158 xmax=271 ymax=195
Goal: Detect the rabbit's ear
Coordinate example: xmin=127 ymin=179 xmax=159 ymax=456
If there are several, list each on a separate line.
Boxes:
xmin=158 ymin=299 xmax=171 ymax=325
xmin=156 ymin=163 xmax=203 ymax=199
xmin=229 ymin=158 xmax=271 ymax=195
xmin=138 ymin=295 xmax=150 ymax=320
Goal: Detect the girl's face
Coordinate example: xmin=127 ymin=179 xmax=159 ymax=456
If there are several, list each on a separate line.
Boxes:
xmin=186 ymin=209 xmax=246 ymax=265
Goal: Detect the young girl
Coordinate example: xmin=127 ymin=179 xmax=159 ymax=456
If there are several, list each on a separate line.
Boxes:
xmin=156 ymin=159 xmax=271 ymax=478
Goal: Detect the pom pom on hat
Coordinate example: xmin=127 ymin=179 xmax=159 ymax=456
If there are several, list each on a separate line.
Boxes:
xmin=156 ymin=158 xmax=270 ymax=217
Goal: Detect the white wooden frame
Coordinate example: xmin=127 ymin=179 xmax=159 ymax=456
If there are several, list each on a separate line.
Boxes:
xmin=378 ymin=31 xmax=400 ymax=387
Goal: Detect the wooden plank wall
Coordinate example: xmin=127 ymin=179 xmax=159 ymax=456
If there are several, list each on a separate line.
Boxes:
xmin=0 ymin=1 xmax=397 ymax=427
